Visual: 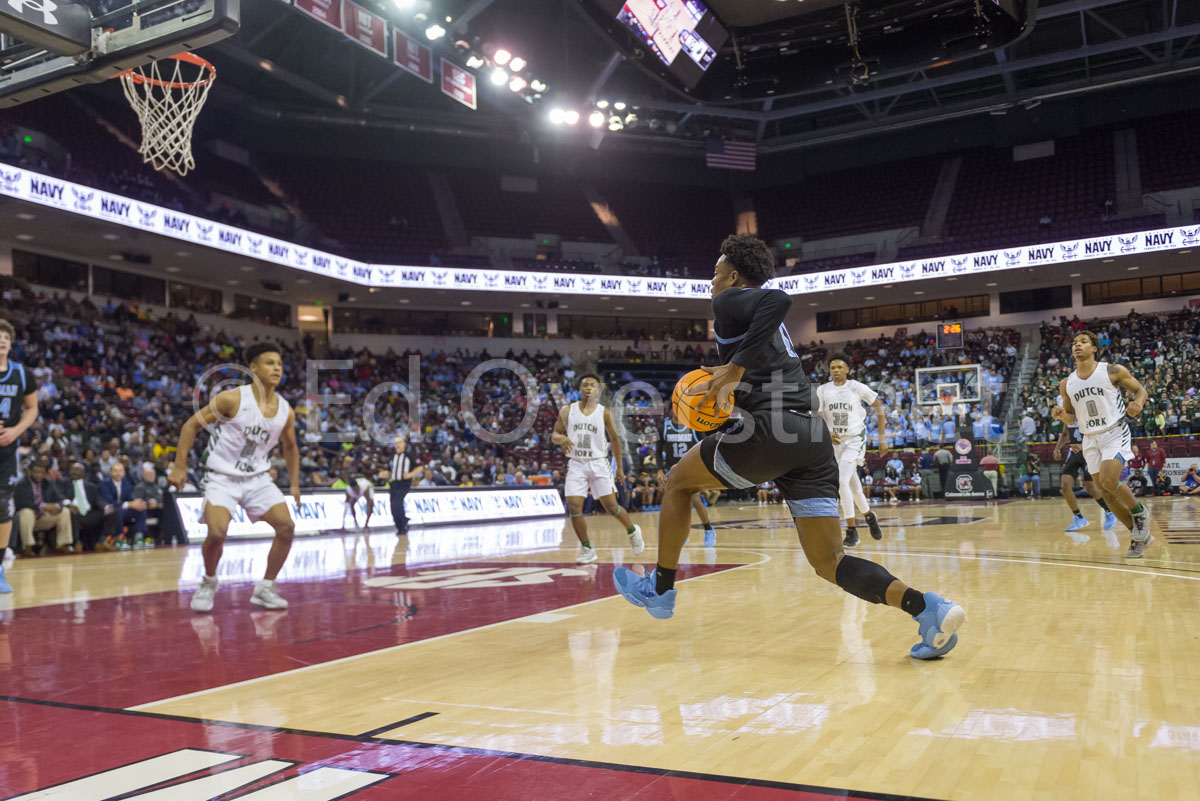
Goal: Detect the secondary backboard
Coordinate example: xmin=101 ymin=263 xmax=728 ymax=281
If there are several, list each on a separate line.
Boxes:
xmin=0 ymin=0 xmax=238 ymax=108
xmin=916 ymin=364 xmax=983 ymax=406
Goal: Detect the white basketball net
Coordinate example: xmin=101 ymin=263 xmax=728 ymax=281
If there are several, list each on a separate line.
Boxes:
xmin=120 ymin=54 xmax=216 ymax=177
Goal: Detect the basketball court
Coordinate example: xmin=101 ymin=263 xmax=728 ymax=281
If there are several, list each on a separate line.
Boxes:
xmin=4 ymin=499 xmax=1198 ymax=800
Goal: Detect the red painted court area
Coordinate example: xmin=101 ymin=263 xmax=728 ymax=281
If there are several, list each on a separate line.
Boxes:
xmin=0 ymin=561 xmax=735 ymax=709
xmin=0 ymin=699 xmax=942 ymax=801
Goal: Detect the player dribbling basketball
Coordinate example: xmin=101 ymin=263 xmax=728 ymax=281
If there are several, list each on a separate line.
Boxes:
xmin=612 ymin=235 xmax=966 ymax=660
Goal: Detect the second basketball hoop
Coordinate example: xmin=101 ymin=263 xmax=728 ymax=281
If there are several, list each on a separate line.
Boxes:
xmin=117 ymin=52 xmax=217 ymax=177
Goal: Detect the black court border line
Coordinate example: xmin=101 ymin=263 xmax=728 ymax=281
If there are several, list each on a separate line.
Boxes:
xmin=0 ymin=695 xmax=948 ymax=801
xmin=358 ymin=711 xmax=440 ymax=738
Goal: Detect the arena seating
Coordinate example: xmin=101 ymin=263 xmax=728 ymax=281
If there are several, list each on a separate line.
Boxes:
xmin=1137 ymin=109 xmax=1200 ymax=193
xmin=448 ymin=171 xmax=609 ymax=243
xmin=752 ymin=156 xmax=942 ymax=242
xmin=597 ymin=180 xmax=734 ymax=272
xmin=1021 ymin=307 xmax=1200 ymax=447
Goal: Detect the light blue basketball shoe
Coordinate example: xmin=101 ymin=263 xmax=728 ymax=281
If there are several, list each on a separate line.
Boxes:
xmin=0 ymin=566 xmax=11 ymax=594
xmin=703 ymin=527 xmax=716 ymax=547
xmin=1065 ymin=515 xmax=1089 ymax=532
xmin=1102 ymin=510 xmax=1117 ymax=531
xmin=910 ymin=591 xmax=966 ymax=660
xmin=612 ymin=567 xmax=677 ymax=619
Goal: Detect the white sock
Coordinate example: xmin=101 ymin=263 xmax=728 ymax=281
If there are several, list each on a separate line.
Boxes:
xmin=258 ymin=579 xmax=274 ymax=588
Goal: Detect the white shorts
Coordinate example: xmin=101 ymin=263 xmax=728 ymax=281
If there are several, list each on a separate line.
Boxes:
xmin=203 ymin=472 xmax=288 ymax=522
xmin=834 ymin=433 xmax=867 ymax=470
xmin=1081 ymin=423 xmax=1133 ymax=475
xmin=565 ymin=459 xmax=615 ymax=499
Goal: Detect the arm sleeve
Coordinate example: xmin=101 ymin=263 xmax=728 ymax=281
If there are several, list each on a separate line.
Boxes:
xmin=727 ymin=289 xmax=793 ymax=371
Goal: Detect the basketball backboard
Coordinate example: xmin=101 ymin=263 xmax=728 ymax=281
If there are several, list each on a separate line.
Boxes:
xmin=0 ymin=0 xmax=238 ymax=107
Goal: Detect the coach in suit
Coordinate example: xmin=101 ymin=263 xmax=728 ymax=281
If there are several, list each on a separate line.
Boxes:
xmin=389 ymin=436 xmax=422 ymax=535
xmin=99 ymin=461 xmax=147 ymax=549
xmin=13 ymin=462 xmax=73 ymax=556
xmin=60 ymin=462 xmax=105 ymax=551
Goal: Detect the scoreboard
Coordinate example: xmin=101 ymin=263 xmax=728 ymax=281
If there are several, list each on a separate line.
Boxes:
xmin=937 ymin=321 xmax=964 ymax=349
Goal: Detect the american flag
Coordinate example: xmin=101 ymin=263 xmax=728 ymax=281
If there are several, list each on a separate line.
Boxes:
xmin=705 ymin=137 xmax=756 ymax=171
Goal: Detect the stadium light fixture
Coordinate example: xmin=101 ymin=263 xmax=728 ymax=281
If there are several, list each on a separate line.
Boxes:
xmin=529 ymin=79 xmax=547 ymax=93
xmin=563 ymin=110 xmax=580 ymax=125
xmin=548 ymin=108 xmax=565 ymax=124
xmin=509 ymin=76 xmax=527 ymax=92
xmin=393 ymin=0 xmax=414 ymax=8
xmin=494 ymin=49 xmax=512 ymax=66
xmin=596 ymin=99 xmax=609 ymax=109
xmin=465 ymin=54 xmax=485 ymax=69
xmin=607 ymin=115 xmax=623 ymax=131
xmin=425 ymin=24 xmax=446 ymax=40
xmin=613 ymin=101 xmax=627 ymax=111
xmin=588 ymin=110 xmax=605 ymax=128
xmin=490 ymin=68 xmax=508 ymax=86
xmin=509 ymin=57 xmax=526 ymax=72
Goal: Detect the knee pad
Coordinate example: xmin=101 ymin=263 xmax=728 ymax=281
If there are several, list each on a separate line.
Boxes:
xmin=0 ymin=489 xmax=10 ymax=524
xmin=835 ymin=555 xmax=897 ymax=605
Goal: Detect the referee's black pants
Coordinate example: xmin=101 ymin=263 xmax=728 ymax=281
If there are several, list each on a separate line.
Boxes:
xmin=390 ymin=480 xmax=411 ymax=533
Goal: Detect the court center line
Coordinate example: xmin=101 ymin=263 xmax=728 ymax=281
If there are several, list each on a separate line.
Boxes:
xmin=127 ymin=551 xmax=773 ymax=711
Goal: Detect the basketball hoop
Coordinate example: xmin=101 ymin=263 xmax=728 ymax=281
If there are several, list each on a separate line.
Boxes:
xmin=938 ymin=395 xmax=956 ymax=418
xmin=117 ymin=53 xmax=216 ymax=177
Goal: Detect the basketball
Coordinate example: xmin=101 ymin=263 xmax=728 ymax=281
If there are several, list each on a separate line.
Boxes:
xmin=672 ymin=368 xmax=734 ymax=432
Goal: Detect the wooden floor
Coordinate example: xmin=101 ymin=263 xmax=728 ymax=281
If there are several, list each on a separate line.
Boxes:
xmin=4 ymin=496 xmax=1200 ymax=801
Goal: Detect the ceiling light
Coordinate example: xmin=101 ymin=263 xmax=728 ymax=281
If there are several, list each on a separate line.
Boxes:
xmin=1102 ymin=258 xmax=1114 ymax=263
xmin=493 ymin=49 xmax=512 ymax=66
xmin=607 ymin=115 xmax=624 ymax=131
xmin=509 ymin=76 xmax=527 ymax=92
xmin=425 ymin=24 xmax=445 ymax=40
xmin=15 ymin=233 xmax=32 ymax=241
xmin=347 ymin=297 xmax=357 ymax=302
xmin=445 ymin=15 xmax=451 ymax=23
xmin=1069 ymin=272 xmax=1081 ymax=277
xmin=259 ymin=59 xmax=274 ymax=72
xmin=563 ymin=109 xmax=580 ymax=125
xmin=399 ymin=298 xmax=410 ymax=304
xmin=102 ymin=233 xmax=120 ymax=240
xmin=914 ymin=290 xmax=925 ymax=295
xmin=864 ymin=296 xmax=874 ymax=300
xmin=166 ymin=266 xmax=181 ymax=273
xmin=368 ymin=287 xmax=378 ymax=293
xmin=240 ymin=265 xmax=254 ymax=271
xmin=986 ymin=282 xmax=997 ymax=286
xmin=460 ymin=300 xmax=472 ymax=306
xmin=509 ymin=57 xmax=526 ymax=72
xmin=1127 ymin=265 xmax=1140 ymax=271
xmin=808 ymin=302 xmax=818 ymax=306
xmin=176 ymin=250 xmax=190 ymax=256
xmin=465 ymin=54 xmax=485 ymax=69
xmin=489 ymin=68 xmax=507 ymax=86
xmin=15 ymin=212 xmax=34 ymax=220
xmin=529 ymin=79 xmax=547 ymax=93
xmin=614 ymin=306 xmax=624 ymax=311
xmin=548 ymin=108 xmax=565 ymax=124
xmin=520 ymin=303 xmax=531 ymax=308
xmin=588 ymin=110 xmax=605 ymax=128
xmin=946 ymin=277 xmax=956 ymax=281
xmin=414 ymin=12 xmax=427 ymax=21
xmin=393 ymin=0 xmax=414 ymax=8
xmin=667 ymin=308 xmax=678 ymax=312
xmin=226 ymin=279 xmax=239 ymax=285
xmin=596 ymin=99 xmax=609 ymax=109
xmin=613 ymin=101 xmax=627 ymax=111
xmin=295 ymin=278 xmax=309 ymax=284
xmin=560 ymin=304 xmax=569 ymax=309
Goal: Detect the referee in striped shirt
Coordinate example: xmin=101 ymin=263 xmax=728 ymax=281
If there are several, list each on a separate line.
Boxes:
xmin=389 ymin=435 xmax=421 ymax=535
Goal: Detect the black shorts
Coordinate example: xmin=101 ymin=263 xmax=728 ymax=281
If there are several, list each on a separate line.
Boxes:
xmin=700 ymin=409 xmax=839 ymax=517
xmin=0 ymin=447 xmax=15 ymax=524
xmin=1062 ymin=450 xmax=1092 ymax=481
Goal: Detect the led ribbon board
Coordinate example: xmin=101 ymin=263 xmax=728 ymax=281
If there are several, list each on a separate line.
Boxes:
xmin=2 ymin=165 xmax=1196 ymax=298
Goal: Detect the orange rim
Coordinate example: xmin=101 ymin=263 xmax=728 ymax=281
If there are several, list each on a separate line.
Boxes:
xmin=114 ymin=52 xmax=216 ymax=89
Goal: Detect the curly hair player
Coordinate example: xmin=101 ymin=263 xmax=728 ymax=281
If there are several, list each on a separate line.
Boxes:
xmin=612 ymin=235 xmax=966 ymax=660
